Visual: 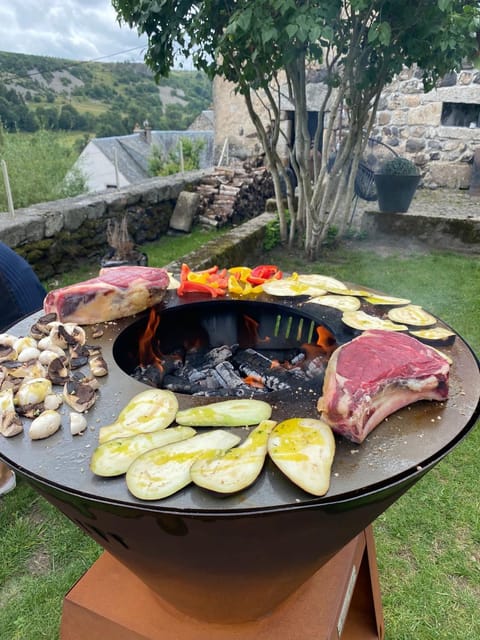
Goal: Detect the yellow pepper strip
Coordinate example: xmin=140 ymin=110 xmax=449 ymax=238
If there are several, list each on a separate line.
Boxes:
xmin=227 ymin=276 xmax=263 ymax=296
xmin=228 ymin=266 xmax=252 ymax=282
xmin=187 ymin=272 xmax=220 ymax=286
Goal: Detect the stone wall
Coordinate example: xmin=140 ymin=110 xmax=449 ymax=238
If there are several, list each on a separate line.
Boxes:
xmin=372 ymin=65 xmax=480 ymax=188
xmin=0 ymin=170 xmax=212 ymax=280
xmin=213 ymin=66 xmax=480 ymax=188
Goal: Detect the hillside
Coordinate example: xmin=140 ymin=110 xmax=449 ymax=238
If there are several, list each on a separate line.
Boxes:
xmin=0 ymin=51 xmax=212 ymax=137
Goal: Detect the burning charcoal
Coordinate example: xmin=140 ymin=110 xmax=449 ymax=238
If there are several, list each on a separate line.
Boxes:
xmin=203 ymin=345 xmax=238 ymax=366
xmin=196 ymin=387 xmax=258 ymax=398
xmin=303 ymin=355 xmax=328 ymax=380
xmin=133 ymin=365 xmax=165 ymax=388
xmin=213 ymin=362 xmax=250 ymax=391
xmin=231 ymin=348 xmax=293 ymax=391
xmin=162 ymin=376 xmax=207 ymax=394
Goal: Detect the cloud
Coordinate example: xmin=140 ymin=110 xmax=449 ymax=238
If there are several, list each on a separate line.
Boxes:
xmin=0 ymin=0 xmax=148 ymax=62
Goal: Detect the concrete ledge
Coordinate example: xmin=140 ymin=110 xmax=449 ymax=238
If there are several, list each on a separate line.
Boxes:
xmin=360 ymin=210 xmax=480 ymax=254
xmin=164 ymin=212 xmax=277 ymax=272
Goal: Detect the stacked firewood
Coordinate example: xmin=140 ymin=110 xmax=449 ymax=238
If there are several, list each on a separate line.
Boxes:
xmin=194 ymin=164 xmax=274 ymax=228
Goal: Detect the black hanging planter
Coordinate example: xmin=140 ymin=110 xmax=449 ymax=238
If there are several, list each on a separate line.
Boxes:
xmin=374 ymin=174 xmax=420 ymax=213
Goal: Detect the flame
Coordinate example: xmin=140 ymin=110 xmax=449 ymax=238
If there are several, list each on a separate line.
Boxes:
xmin=315 ymin=326 xmax=337 ymax=354
xmin=241 ymin=314 xmax=270 ymax=347
xmin=244 ymin=375 xmax=265 ymax=389
xmin=138 ymin=308 xmax=162 ymax=369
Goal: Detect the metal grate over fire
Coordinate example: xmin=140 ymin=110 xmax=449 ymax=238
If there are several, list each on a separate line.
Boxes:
xmin=114 ymin=300 xmax=339 ymax=397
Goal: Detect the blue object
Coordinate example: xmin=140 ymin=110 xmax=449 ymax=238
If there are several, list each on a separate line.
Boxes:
xmin=0 ymin=242 xmax=46 ymax=331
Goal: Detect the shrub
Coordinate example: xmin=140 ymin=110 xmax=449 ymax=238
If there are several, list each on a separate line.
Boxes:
xmin=378 ymin=157 xmax=419 ymax=176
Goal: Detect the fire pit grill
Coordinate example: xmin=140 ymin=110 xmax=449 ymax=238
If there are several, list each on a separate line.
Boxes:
xmin=1 ymin=290 xmax=479 ymax=512
xmin=1 ymin=286 xmax=479 ymax=623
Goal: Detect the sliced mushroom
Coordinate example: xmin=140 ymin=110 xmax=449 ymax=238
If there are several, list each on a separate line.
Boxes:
xmin=49 ymin=324 xmax=77 ymax=350
xmin=91 ymin=327 xmax=104 ymax=339
xmin=69 ymin=343 xmax=90 ymax=369
xmin=70 ymin=371 xmax=101 ymax=390
xmin=37 ymin=338 xmax=65 ymax=357
xmin=3 ymin=360 xmax=46 ymax=383
xmin=17 ymin=347 xmax=41 ymax=363
xmin=47 ymin=356 xmax=70 ymax=385
xmin=0 ymin=388 xmax=23 ymax=437
xmin=70 ymin=412 xmax=87 ymax=435
xmin=15 ymin=378 xmax=53 ymax=409
xmin=64 ymin=324 xmax=86 ymax=346
xmin=0 ymin=344 xmax=17 ymax=363
xmin=63 ymin=379 xmax=97 ymax=413
xmin=29 ymin=410 xmax=62 ymax=440
xmin=0 ymin=333 xmax=17 ymax=347
xmin=39 ymin=349 xmax=63 ymax=366
xmin=89 ymin=354 xmax=108 ymax=377
xmin=44 ymin=393 xmax=63 ymax=411
xmin=13 ymin=336 xmax=38 ymax=354
xmin=36 ymin=313 xmax=58 ymax=331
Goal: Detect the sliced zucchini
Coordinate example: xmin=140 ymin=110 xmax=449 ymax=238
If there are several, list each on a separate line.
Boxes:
xmin=295 ymin=273 xmax=348 ymax=291
xmin=175 ymin=399 xmax=272 ymax=428
xmin=99 ymin=389 xmax=178 ymax=443
xmin=262 ymin=278 xmax=326 ymax=297
xmin=126 ymin=430 xmax=241 ymax=500
xmin=363 ymin=293 xmax=411 ymax=305
xmin=90 ymin=426 xmax=196 ymax=477
xmin=190 ymin=419 xmax=277 ymax=494
xmin=342 ymin=310 xmax=408 ymax=332
xmin=387 ymin=304 xmax=437 ymax=327
xmin=268 ymin=418 xmax=335 ymax=496
xmin=409 ymin=327 xmax=456 ymax=346
xmin=307 ymin=294 xmax=361 ymax=312
xmin=328 ymin=287 xmax=371 ymax=296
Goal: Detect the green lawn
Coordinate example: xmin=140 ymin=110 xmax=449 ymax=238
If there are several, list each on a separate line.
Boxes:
xmin=1 ymin=241 xmax=479 ymax=639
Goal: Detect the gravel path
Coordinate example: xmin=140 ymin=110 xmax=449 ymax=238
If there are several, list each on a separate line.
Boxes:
xmin=356 ymin=187 xmax=479 ymax=220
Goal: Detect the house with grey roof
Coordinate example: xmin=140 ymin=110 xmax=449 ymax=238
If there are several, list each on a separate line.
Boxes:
xmin=74 ymin=124 xmax=214 ymax=193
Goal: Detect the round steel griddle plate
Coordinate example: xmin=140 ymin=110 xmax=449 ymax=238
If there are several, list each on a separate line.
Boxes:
xmin=1 ymin=291 xmax=479 ymax=514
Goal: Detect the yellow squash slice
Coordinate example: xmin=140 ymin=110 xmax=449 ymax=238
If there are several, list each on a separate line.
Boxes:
xmin=98 ymin=389 xmax=179 ymax=443
xmin=190 ymin=419 xmax=277 ymax=494
xmin=409 ymin=327 xmax=456 ymax=346
xmin=387 ymin=304 xmax=437 ymax=327
xmin=90 ymin=426 xmax=196 ymax=477
xmin=126 ymin=430 xmax=241 ymax=500
xmin=307 ymin=294 xmax=361 ymax=312
xmin=363 ymin=294 xmax=411 ymax=305
xmin=342 ymin=310 xmax=408 ymax=332
xmin=295 ymin=273 xmax=348 ymax=291
xmin=175 ymin=399 xmax=272 ymax=427
xmin=262 ymin=278 xmax=326 ymax=297
xmin=268 ymin=418 xmax=335 ymax=496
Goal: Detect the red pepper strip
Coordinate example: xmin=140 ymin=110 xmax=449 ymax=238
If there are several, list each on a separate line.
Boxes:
xmin=250 ymin=265 xmax=281 ymax=280
xmin=177 ymin=280 xmax=226 ymax=297
xmin=180 ymin=263 xmax=191 ymax=280
xmin=247 ymin=264 xmax=283 ymax=285
xmin=247 ymin=270 xmax=283 ymax=286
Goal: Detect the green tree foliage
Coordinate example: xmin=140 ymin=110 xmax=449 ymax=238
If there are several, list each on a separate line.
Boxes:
xmin=148 ymin=137 xmax=206 ymax=176
xmin=0 ymin=129 xmax=87 ymax=210
xmin=0 ymin=52 xmax=212 ymax=138
xmin=112 ymin=0 xmax=480 ymax=258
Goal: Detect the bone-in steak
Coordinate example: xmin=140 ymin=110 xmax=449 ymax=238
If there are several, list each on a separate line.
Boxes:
xmin=44 ymin=266 xmax=170 ymax=324
xmin=317 ymin=329 xmax=450 ymax=443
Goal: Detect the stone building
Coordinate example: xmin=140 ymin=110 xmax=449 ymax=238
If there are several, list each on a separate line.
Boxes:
xmin=213 ymin=65 xmax=480 ymax=189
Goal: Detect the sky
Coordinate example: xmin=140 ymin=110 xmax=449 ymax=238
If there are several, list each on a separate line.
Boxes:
xmin=0 ymin=0 xmax=150 ymax=63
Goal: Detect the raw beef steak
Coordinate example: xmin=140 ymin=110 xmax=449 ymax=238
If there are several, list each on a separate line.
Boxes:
xmin=44 ymin=266 xmax=170 ymax=324
xmin=317 ymin=329 xmax=450 ymax=443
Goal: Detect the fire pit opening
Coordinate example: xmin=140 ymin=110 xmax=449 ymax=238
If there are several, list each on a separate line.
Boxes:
xmin=113 ymin=299 xmax=340 ymax=397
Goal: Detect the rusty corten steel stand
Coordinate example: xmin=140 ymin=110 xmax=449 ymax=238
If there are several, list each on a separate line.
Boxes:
xmin=60 ymin=525 xmax=384 ymax=640
xmin=0 ymin=287 xmax=479 ymax=634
